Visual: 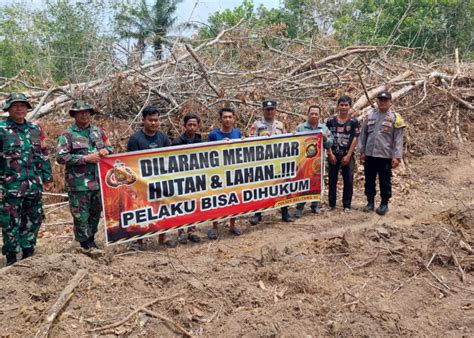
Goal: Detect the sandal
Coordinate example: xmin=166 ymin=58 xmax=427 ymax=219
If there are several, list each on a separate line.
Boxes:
xmin=207 ymin=229 xmax=218 ymax=240
xmin=188 ymin=233 xmax=201 ymax=243
xmin=229 ymin=227 xmax=242 ymax=236
xmin=178 ymin=233 xmax=188 ymax=244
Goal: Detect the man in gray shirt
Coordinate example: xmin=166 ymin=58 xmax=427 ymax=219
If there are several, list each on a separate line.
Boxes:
xmin=358 ymin=91 xmax=406 ymax=215
xmin=294 ymin=105 xmax=332 ymax=217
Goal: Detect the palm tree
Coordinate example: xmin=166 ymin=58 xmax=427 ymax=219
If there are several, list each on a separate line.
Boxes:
xmin=115 ymin=0 xmax=182 ymax=62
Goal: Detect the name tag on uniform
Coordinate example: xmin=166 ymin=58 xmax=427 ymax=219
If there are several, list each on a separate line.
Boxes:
xmin=367 ymin=120 xmax=376 ymax=125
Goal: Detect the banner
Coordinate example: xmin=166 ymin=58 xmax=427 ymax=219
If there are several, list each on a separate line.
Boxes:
xmin=99 ymin=132 xmax=323 ymax=245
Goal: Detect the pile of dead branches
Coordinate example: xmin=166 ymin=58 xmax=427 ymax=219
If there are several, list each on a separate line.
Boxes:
xmin=1 ymin=21 xmax=473 ymax=155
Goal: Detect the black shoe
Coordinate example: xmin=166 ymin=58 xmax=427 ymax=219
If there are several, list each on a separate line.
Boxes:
xmin=281 ymin=209 xmax=294 ymax=222
xmin=88 ymin=239 xmax=98 ymax=249
xmin=311 ymin=205 xmax=321 ymax=214
xmin=376 ymin=204 xmax=389 ymax=215
xmin=6 ymin=253 xmax=17 ymax=266
xmin=295 ymin=208 xmax=304 ymax=218
xmin=363 ymin=203 xmax=375 ymax=212
xmin=21 ymin=247 xmax=35 ymax=260
xmin=80 ymin=240 xmax=91 ymax=252
xmin=250 ymin=213 xmax=262 ymax=225
xmin=88 ymin=235 xmax=98 ymax=249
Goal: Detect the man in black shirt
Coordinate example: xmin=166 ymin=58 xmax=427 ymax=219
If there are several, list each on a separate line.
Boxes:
xmin=127 ymin=109 xmax=170 ymax=151
xmin=172 ymin=113 xmax=202 ymax=244
xmin=127 ymin=106 xmax=177 ymax=249
xmin=326 ymin=96 xmax=360 ymax=212
xmin=172 ymin=113 xmax=202 ymax=146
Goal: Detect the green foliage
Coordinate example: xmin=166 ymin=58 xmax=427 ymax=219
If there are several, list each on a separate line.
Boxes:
xmin=197 ymin=0 xmax=256 ymax=40
xmin=114 ymin=0 xmax=182 ymax=59
xmin=334 ymin=0 xmax=474 ymax=58
xmin=196 ymin=0 xmax=346 ymax=41
xmin=0 ymin=0 xmax=113 ymax=84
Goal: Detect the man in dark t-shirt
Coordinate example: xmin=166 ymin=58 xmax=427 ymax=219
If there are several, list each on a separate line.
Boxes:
xmin=127 ymin=106 xmax=177 ymax=249
xmin=326 ymin=96 xmax=360 ymax=212
xmin=172 ymin=113 xmax=203 ymax=244
xmin=172 ymin=113 xmax=202 ymax=146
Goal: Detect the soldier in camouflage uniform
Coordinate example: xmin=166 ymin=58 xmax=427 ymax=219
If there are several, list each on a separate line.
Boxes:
xmin=56 ymin=100 xmax=113 ymax=252
xmin=249 ymin=99 xmax=294 ymax=225
xmin=0 ymin=93 xmax=52 ymax=266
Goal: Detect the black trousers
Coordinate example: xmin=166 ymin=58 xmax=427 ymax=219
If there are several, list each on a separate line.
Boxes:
xmin=364 ymin=156 xmax=392 ymax=205
xmin=328 ymin=155 xmax=354 ymax=208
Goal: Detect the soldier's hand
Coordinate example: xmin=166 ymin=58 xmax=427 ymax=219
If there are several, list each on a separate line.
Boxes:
xmin=99 ymin=148 xmax=109 ymax=157
xmin=0 ymin=190 xmax=3 ymax=201
xmin=360 ymin=154 xmax=366 ymax=165
xmin=84 ymin=153 xmax=101 ymax=163
xmin=328 ymin=153 xmax=336 ymax=165
xmin=392 ymin=158 xmax=400 ymax=169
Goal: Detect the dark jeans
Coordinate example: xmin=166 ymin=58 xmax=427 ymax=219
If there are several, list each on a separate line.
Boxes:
xmin=364 ymin=156 xmax=392 ymax=205
xmin=328 ymin=155 xmax=354 ymax=208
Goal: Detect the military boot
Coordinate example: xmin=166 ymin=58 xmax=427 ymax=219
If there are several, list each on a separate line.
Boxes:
xmin=250 ymin=213 xmax=262 ymax=225
xmin=21 ymin=247 xmax=35 ymax=260
xmin=6 ymin=253 xmax=17 ymax=266
xmin=88 ymin=235 xmax=98 ymax=249
xmin=281 ymin=207 xmax=294 ymax=222
xmin=80 ymin=240 xmax=91 ymax=253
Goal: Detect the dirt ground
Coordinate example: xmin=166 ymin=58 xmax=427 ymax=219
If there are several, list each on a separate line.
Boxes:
xmin=0 ymin=147 xmax=473 ymax=336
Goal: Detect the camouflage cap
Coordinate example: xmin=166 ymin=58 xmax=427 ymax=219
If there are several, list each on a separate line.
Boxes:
xmin=69 ymin=100 xmax=96 ymax=116
xmin=2 ymin=92 xmax=33 ymax=111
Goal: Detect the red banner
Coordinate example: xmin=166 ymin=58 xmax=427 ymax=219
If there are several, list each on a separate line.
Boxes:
xmin=99 ymin=132 xmax=323 ymax=245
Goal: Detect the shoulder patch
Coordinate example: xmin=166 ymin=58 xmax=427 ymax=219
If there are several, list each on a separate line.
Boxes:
xmin=394 ymin=113 xmax=406 ymax=129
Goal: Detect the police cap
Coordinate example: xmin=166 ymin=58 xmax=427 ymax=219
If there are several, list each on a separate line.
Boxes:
xmin=377 ymin=91 xmax=392 ymax=100
xmin=262 ymin=100 xmax=277 ymax=109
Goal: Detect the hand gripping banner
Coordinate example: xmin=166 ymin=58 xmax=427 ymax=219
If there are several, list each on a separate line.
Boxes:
xmin=99 ymin=132 xmax=323 ymax=245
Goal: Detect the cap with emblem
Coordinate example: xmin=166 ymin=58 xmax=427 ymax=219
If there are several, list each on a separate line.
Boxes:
xmin=377 ymin=91 xmax=392 ymax=100
xmin=69 ymin=100 xmax=96 ymax=117
xmin=2 ymin=92 xmax=33 ymax=111
xmin=262 ymin=100 xmax=277 ymax=109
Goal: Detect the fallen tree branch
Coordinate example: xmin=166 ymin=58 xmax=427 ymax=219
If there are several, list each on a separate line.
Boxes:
xmin=34 ymin=269 xmax=88 ymax=338
xmin=289 ymin=47 xmax=376 ymax=76
xmin=141 ymin=308 xmax=193 ymax=337
xmin=353 ymin=70 xmax=414 ymax=113
xmin=185 ymin=44 xmax=222 ymax=97
xmin=88 ymin=292 xmax=181 ymax=333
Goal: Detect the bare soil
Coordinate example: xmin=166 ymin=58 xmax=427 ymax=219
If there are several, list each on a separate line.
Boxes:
xmin=0 ymin=149 xmax=473 ymax=336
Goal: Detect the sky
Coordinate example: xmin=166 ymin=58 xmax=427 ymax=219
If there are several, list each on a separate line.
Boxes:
xmin=0 ymin=0 xmax=282 ymax=24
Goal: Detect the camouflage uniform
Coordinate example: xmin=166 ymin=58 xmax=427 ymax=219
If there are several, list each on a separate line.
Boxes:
xmin=56 ymin=101 xmax=112 ymax=245
xmin=0 ymin=93 xmax=52 ymax=260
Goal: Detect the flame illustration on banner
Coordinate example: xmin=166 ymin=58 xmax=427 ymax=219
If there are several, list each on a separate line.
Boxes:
xmin=105 ymin=160 xmax=137 ymax=188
